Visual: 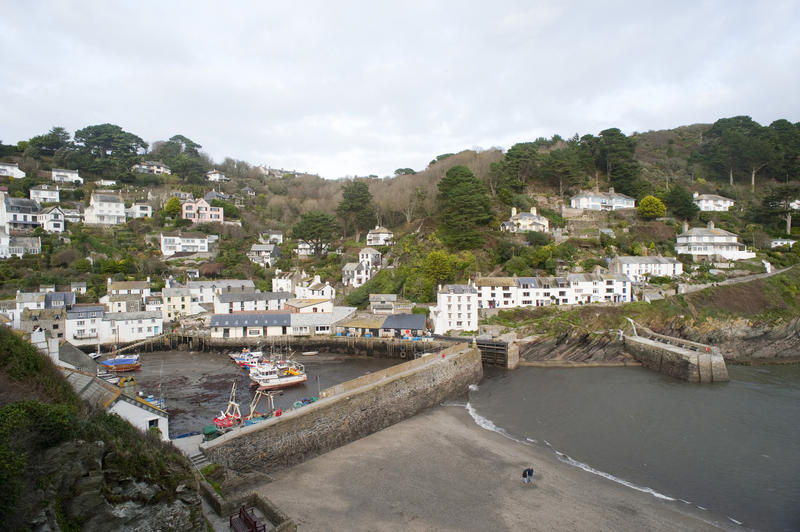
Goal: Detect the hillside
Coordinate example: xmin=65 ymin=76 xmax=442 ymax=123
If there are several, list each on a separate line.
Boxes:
xmin=0 ymin=327 xmax=202 ymax=531
xmin=1 ymin=116 xmax=798 ymax=307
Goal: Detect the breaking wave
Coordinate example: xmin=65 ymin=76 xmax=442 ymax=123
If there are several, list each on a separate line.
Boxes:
xmin=465 ymin=401 xmax=676 ymax=502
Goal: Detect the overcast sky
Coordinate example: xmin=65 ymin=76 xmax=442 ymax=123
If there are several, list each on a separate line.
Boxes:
xmin=2 ymin=1 xmax=799 ymax=178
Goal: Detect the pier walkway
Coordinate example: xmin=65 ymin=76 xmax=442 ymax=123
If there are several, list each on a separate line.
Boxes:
xmin=623 ymin=319 xmax=728 ymax=382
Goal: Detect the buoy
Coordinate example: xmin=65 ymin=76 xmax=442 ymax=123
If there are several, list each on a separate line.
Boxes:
xmin=275 ymin=409 xmax=282 ymax=416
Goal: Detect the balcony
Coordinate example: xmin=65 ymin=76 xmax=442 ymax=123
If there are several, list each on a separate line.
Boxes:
xmin=73 ymin=332 xmax=98 ymax=339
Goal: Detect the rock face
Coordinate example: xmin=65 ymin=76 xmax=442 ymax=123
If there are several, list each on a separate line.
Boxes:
xmin=664 ymin=317 xmax=800 ymax=361
xmin=25 ymin=440 xmax=203 ymax=532
xmin=519 ymin=332 xmax=632 ymax=363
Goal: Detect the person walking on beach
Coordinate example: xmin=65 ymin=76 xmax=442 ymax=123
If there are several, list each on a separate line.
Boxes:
xmin=522 ymin=468 xmax=529 ymax=485
xmin=526 ymin=466 xmax=535 ymax=486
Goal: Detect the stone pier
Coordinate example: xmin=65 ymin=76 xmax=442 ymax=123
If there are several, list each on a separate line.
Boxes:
xmin=624 ymin=326 xmax=728 ymax=383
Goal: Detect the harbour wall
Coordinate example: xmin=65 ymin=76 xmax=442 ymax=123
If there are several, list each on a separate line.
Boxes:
xmin=201 ymin=343 xmax=482 ymax=473
xmin=624 ymin=330 xmax=728 ymax=383
xmin=116 ymin=333 xmax=452 ymax=361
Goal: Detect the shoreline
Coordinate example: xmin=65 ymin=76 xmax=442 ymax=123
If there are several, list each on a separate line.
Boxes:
xmin=256 ymin=404 xmax=738 ymax=531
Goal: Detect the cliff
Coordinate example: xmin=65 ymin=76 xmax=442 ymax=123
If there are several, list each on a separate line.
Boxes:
xmin=0 ymin=327 xmax=203 ymax=531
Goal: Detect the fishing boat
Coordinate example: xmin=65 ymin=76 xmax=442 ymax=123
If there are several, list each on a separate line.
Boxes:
xmin=213 ymin=382 xmax=242 ymax=430
xmin=249 ymin=359 xmax=307 ymax=391
xmin=100 ymin=354 xmax=141 ymax=372
xmin=229 ymin=348 xmax=263 ymax=367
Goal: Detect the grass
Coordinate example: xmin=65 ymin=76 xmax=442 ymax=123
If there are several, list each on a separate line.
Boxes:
xmin=200 ymin=463 xmax=225 ymax=498
xmin=485 ymin=265 xmax=800 ymax=337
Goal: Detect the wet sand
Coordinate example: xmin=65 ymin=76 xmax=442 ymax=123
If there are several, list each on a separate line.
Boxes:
xmin=258 ymin=406 xmax=736 ymax=531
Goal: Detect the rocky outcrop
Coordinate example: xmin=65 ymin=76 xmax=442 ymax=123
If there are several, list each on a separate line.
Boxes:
xmin=24 ymin=439 xmax=203 ymax=532
xmin=658 ymin=317 xmax=800 ymax=362
xmin=519 ymin=332 xmax=633 ymax=363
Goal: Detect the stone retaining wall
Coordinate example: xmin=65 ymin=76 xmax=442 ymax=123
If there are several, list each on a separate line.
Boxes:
xmin=167 ymin=334 xmax=451 ymax=360
xmin=201 ymin=344 xmax=482 ymax=473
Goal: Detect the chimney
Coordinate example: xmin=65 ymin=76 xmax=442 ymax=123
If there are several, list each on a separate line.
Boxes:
xmin=707 ymin=220 xmax=715 ymax=229
xmin=693 ymin=192 xmax=699 ymax=198
xmin=511 ymin=207 xmax=517 ymax=216
xmin=608 ymin=187 xmax=615 ymax=194
xmin=682 ymin=221 xmax=689 ymax=233
xmin=530 ymin=207 xmax=537 ymax=215
xmin=146 ymin=276 xmax=150 ymax=284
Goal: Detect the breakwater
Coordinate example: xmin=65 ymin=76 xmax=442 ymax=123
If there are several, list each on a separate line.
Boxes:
xmin=201 ymin=343 xmax=482 ymax=473
xmin=624 ymin=325 xmax=728 ymax=383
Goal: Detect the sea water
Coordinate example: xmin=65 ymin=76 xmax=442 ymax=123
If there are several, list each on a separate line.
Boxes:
xmin=466 ymin=365 xmax=800 ymax=531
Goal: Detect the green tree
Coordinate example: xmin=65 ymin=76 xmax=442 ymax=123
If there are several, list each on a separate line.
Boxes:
xmin=394 ymin=168 xmax=416 ymax=175
xmin=73 ymin=123 xmax=147 ymax=177
xmin=598 ymin=128 xmax=644 ymax=197
xmin=767 ymin=119 xmax=800 ymax=181
xmin=700 ymin=116 xmax=776 ymax=191
xmin=336 ymin=181 xmax=375 ymax=241
xmin=637 ymin=195 xmax=667 ymax=220
xmin=163 ymin=196 xmax=182 ymax=218
xmin=664 ymin=185 xmax=699 ymax=220
xmin=152 ymin=135 xmax=207 ymax=181
xmin=423 ymin=250 xmax=454 ymax=286
xmin=759 ymin=183 xmax=800 ymax=235
xmin=292 ymin=211 xmax=338 ymax=257
xmin=28 ymin=126 xmax=71 ymax=156
xmin=437 ymin=166 xmax=493 ymax=249
xmin=210 ymin=199 xmax=240 ymax=219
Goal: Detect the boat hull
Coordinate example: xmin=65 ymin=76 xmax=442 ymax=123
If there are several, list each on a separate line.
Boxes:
xmin=252 ymin=374 xmax=307 ymax=391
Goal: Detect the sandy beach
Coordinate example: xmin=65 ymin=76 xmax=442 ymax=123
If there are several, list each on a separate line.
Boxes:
xmin=256 ymin=405 xmax=737 ymax=531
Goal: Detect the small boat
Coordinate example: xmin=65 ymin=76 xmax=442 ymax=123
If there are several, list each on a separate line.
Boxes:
xmin=96 ymin=369 xmax=120 ymax=384
xmin=301 ymin=351 xmax=319 ymax=356
xmin=213 ymin=382 xmax=242 ymax=430
xmin=101 ymin=354 xmax=141 ymax=372
xmin=249 ymin=359 xmax=307 ymax=391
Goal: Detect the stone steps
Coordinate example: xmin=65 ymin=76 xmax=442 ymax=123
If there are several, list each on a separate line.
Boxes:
xmin=189 ymin=452 xmax=210 ymax=470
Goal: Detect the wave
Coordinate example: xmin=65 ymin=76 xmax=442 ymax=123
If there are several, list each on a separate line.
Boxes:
xmin=464 ymin=401 xmax=676 ymax=502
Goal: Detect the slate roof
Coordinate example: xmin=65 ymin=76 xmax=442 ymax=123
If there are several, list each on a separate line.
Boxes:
xmin=45 ymin=291 xmax=76 ymax=308
xmin=614 ymin=256 xmax=679 ymax=264
xmin=217 ymin=291 xmax=291 ymax=303
xmin=369 ymin=294 xmax=397 ymax=302
xmin=290 ymin=306 xmax=356 ymax=327
xmin=440 ymin=284 xmax=477 ymax=294
xmin=103 ymin=311 xmax=162 ymax=322
xmin=93 ymin=193 xmax=122 ymax=203
xmin=187 ymin=280 xmax=255 ymax=290
xmin=66 ymin=304 xmax=105 ymax=319
xmin=210 ymin=312 xmax=291 ymax=327
xmin=59 ymin=341 xmax=98 ymax=373
xmin=474 ymin=277 xmax=516 ymax=287
xmin=694 ymin=194 xmax=733 ymax=202
xmin=4 ymin=196 xmax=40 ymax=212
xmin=381 ymin=313 xmax=426 ymax=331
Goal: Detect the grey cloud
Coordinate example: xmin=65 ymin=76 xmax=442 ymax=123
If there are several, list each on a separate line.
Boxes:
xmin=1 ymin=1 xmax=798 ymax=178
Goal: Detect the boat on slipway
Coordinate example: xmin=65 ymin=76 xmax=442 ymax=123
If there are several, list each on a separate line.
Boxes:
xmin=213 ymin=382 xmax=242 ymax=430
xmin=100 ymin=354 xmax=141 ymax=372
xmin=249 ymin=359 xmax=307 ymax=391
